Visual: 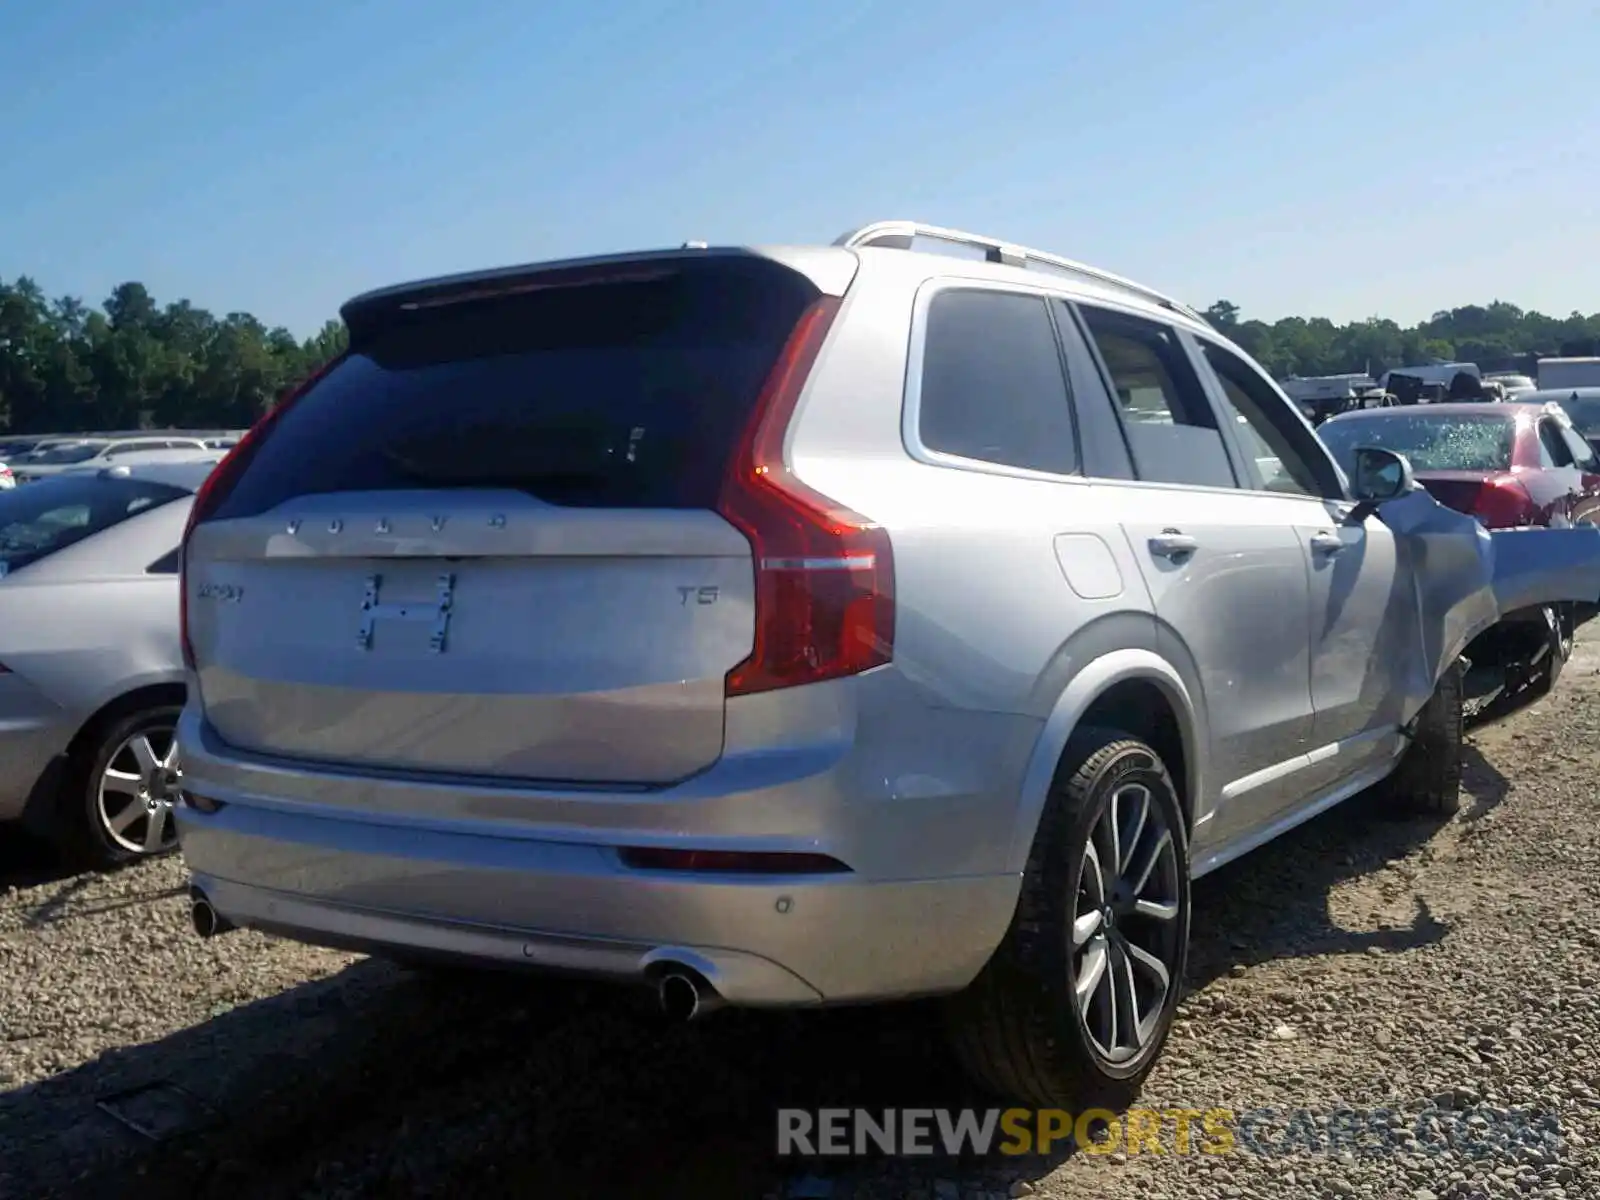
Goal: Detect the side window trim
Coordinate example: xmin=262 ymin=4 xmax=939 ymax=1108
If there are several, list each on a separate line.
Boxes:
xmin=1173 ymin=328 xmax=1260 ymax=492
xmin=1189 ymin=333 xmax=1346 ymax=501
xmin=901 ymin=278 xmax=1085 ymax=482
xmin=1050 ymin=301 xmax=1136 ymax=481
xmin=1065 ymin=300 xmax=1242 ymax=490
xmin=146 ymin=547 xmax=181 ymax=574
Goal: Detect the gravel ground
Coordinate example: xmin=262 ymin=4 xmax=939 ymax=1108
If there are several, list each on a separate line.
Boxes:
xmin=2 ymin=636 xmax=1598 ymax=1200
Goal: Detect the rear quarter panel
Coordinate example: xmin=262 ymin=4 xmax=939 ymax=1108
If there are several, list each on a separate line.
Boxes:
xmin=0 ymin=500 xmax=190 ymax=723
xmin=785 ymin=254 xmax=1190 ymax=874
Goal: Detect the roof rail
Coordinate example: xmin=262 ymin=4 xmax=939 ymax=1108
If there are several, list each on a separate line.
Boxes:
xmin=833 ymin=220 xmax=1207 ymax=324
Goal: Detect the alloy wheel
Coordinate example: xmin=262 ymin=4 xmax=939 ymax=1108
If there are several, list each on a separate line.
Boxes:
xmin=96 ymin=726 xmax=182 ymax=856
xmin=1071 ymin=781 xmax=1183 ymax=1065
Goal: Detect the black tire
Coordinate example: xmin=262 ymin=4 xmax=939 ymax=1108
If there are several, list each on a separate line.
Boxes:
xmin=1382 ymin=660 xmax=1464 ymax=815
xmin=1527 ymin=603 xmax=1574 ymax=698
xmin=947 ymin=727 xmax=1191 ymax=1110
xmin=55 ymin=704 xmax=184 ymax=869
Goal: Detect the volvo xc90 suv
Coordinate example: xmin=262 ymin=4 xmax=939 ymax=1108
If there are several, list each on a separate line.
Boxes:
xmin=173 ymin=221 xmax=1591 ymax=1108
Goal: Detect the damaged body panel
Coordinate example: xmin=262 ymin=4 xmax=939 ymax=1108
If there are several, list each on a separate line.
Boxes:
xmin=1375 ymin=483 xmax=1600 ymax=723
xmin=1487 ymin=525 xmax=1600 ymax=615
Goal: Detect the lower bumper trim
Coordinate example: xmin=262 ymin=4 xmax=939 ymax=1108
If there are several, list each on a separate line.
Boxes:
xmin=193 ymin=873 xmax=826 ymax=1005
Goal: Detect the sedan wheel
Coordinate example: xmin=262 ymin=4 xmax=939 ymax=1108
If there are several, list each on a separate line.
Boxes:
xmin=56 ymin=702 xmax=186 ymax=869
xmin=97 ymin=727 xmax=182 ymax=856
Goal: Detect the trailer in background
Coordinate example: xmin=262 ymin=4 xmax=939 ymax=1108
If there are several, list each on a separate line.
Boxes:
xmin=1537 ymin=357 xmax=1600 ymax=390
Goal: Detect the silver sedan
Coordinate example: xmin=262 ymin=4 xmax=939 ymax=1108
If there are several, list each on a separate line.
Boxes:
xmin=0 ymin=460 xmax=215 ymax=866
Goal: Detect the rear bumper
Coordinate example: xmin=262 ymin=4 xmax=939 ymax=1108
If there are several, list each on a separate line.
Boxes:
xmin=173 ymin=702 xmax=1029 ymax=1005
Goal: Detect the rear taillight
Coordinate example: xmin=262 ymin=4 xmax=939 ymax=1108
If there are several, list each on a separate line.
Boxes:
xmin=716 ymin=296 xmax=894 ymax=697
xmin=1472 ymin=474 xmax=1537 ymax=529
xmin=180 ymin=353 xmax=348 ymax=669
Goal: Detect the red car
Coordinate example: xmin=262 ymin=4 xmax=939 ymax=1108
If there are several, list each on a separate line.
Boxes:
xmin=1317 ymin=401 xmax=1600 ymax=530
xmin=1318 ymin=400 xmax=1600 ymax=705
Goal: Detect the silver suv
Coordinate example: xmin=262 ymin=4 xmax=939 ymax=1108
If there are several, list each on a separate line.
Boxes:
xmin=174 ymin=222 xmax=1523 ymax=1108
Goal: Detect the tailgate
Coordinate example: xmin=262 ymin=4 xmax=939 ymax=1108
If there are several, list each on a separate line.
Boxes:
xmin=186 ymin=494 xmax=753 ymax=783
xmin=184 ymin=252 xmax=841 ymax=785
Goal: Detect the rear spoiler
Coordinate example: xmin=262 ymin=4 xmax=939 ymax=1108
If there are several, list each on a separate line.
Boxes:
xmin=340 ymin=246 xmax=859 ymax=342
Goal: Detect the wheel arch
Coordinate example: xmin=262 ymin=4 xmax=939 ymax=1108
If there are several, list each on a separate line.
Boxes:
xmin=61 ymin=679 xmax=188 ymax=765
xmin=1004 ymin=650 xmax=1204 ymax=875
xmin=18 ymin=680 xmax=188 ymax=840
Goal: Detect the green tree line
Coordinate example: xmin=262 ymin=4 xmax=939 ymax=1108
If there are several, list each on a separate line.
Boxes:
xmin=1204 ymin=299 xmax=1600 ymax=380
xmin=0 ymin=276 xmax=346 ymax=435
xmin=5 ymin=275 xmax=1600 ymax=436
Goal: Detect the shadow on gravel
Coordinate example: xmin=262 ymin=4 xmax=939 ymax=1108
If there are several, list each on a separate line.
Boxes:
xmin=0 ymin=828 xmax=77 ymax=892
xmin=0 ymin=958 xmax=1069 ymax=1200
xmin=1458 ymin=743 xmax=1512 ymax=823
xmin=1 ymin=763 xmax=1504 ymax=1198
xmin=0 ymin=774 xmax=1474 ymax=1200
xmin=1185 ymin=786 xmax=1453 ymax=992
xmin=22 ymin=875 xmax=188 ymax=929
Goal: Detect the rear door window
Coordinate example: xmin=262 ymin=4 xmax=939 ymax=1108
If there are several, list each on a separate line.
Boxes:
xmin=916 ymin=288 xmax=1078 ymax=475
xmin=0 ymin=475 xmax=187 ymax=575
xmin=213 ymin=259 xmax=824 ymax=519
xmin=1559 ymin=425 xmax=1599 ymax=471
xmin=1538 ymin=420 xmax=1575 ymax=468
xmin=1074 ymin=305 xmax=1237 ymax=489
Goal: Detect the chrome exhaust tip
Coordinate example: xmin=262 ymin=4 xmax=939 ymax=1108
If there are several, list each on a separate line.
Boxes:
xmin=657 ymin=968 xmax=723 ymax=1022
xmin=189 ymin=888 xmax=232 ymax=938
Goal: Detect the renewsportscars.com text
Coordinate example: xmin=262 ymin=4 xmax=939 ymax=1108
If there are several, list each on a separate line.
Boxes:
xmin=776 ymin=1105 xmax=1566 ymax=1159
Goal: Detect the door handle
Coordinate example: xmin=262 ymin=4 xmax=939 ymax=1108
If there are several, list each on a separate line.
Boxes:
xmin=1148 ymin=529 xmax=1198 ymax=560
xmin=1310 ymin=531 xmax=1345 ymax=555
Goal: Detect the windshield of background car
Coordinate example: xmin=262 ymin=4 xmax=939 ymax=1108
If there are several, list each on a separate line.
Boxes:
xmin=24 ymin=442 xmax=107 ymax=465
xmin=1317 ymin=412 xmax=1516 ymax=475
xmin=0 ymin=474 xmax=188 ymax=576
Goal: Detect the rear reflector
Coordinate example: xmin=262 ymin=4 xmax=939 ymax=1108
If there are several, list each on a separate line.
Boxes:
xmin=618 ymin=847 xmax=850 ymax=874
xmin=717 ymin=296 xmax=895 ymax=696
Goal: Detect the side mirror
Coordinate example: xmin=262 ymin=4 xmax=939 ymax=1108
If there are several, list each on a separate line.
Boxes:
xmin=1346 ymin=445 xmax=1417 ymax=522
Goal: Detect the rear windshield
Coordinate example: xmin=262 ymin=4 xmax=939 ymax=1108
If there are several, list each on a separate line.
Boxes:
xmin=1317 ymin=413 xmax=1515 ymax=475
xmin=213 ymin=259 xmax=821 ymax=518
xmin=0 ymin=475 xmax=188 ymax=575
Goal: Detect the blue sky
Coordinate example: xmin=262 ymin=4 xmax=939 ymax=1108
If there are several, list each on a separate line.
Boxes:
xmin=3 ymin=0 xmax=1596 ymax=336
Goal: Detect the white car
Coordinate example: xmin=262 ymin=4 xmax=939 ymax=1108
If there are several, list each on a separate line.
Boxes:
xmin=55 ymin=449 xmax=225 ymax=476
xmin=12 ymin=436 xmax=212 ymax=483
